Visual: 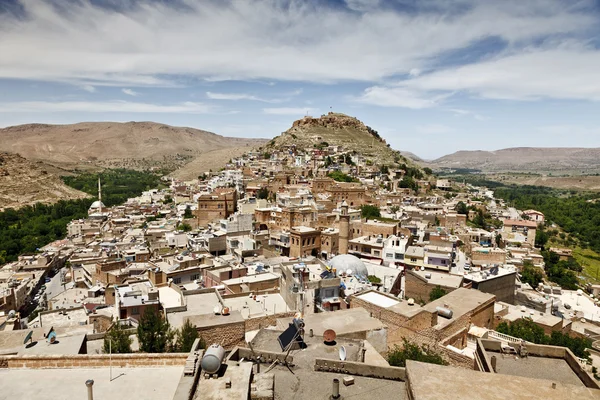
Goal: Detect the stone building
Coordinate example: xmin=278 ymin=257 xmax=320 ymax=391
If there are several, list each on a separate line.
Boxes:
xmin=290 ymin=226 xmax=321 ymax=258
xmin=195 ymin=189 xmax=237 ymax=227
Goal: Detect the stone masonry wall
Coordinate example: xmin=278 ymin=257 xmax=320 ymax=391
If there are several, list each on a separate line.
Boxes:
xmin=197 ymin=320 xmax=246 ymax=350
xmin=0 ymin=353 xmax=187 ymax=369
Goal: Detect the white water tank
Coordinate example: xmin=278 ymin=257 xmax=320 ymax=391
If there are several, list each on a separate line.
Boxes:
xmin=435 ymin=306 xmax=453 ymax=319
xmin=201 ymin=344 xmax=225 ymax=374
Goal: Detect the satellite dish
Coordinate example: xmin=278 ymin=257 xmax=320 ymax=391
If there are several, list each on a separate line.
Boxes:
xmin=23 ymin=331 xmax=33 ymax=345
xmin=339 ymin=346 xmax=347 ymax=361
xmin=47 ymin=331 xmax=57 ymax=344
xmin=323 ymin=329 xmax=337 ymax=345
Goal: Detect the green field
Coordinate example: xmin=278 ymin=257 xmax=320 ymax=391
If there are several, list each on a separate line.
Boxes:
xmin=573 ymin=247 xmax=600 ymax=284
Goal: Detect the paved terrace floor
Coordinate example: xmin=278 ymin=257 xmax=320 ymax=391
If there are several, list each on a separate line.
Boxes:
xmin=0 ymin=366 xmax=184 ymax=400
xmin=493 ymin=354 xmax=584 ymax=387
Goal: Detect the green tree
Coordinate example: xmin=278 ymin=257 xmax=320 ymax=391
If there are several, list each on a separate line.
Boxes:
xmin=179 ymin=223 xmax=192 ymax=232
xmin=137 ymin=309 xmax=174 ymax=353
xmin=535 ymin=226 xmax=549 ymax=249
xmin=497 ymin=319 xmax=591 ymax=359
xmin=387 ymin=339 xmax=447 ymax=368
xmin=175 ymin=319 xmax=203 ymax=353
xmin=429 ymin=286 xmax=447 ymax=302
xmin=496 ymin=319 xmax=547 ymax=344
xmin=360 ymin=205 xmax=381 ymax=220
xmin=328 ymin=171 xmax=358 ymax=183
xmin=367 ymin=275 xmax=381 ymax=284
xmin=103 ymin=322 xmax=133 ymax=354
xmin=423 ymin=167 xmax=433 ymax=175
xmin=520 ymin=260 xmax=544 ymax=288
xmin=399 ymin=176 xmax=418 ymax=191
xmin=183 ymin=206 xmax=193 ymax=219
xmin=256 ymin=187 xmax=270 ymax=200
xmin=456 ymin=201 xmax=469 ymax=215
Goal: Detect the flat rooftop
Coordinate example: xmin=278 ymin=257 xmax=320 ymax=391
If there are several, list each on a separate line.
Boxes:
xmin=356 ymin=291 xmax=400 ymax=308
xmin=250 ymin=330 xmax=406 ymax=400
xmin=167 ymin=292 xmax=221 ymax=329
xmin=277 ymin=307 xmax=385 ymax=337
xmin=411 ymin=269 xmax=463 ymax=288
xmin=424 ymin=287 xmax=495 ymax=328
xmin=493 ymin=354 xmax=585 ymax=387
xmin=406 ymin=360 xmax=600 ymax=400
xmin=0 ymin=366 xmax=184 ymax=400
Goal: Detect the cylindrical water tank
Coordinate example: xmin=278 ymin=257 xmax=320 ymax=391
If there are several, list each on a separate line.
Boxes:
xmin=201 ymin=344 xmax=225 ymax=374
xmin=435 ymin=306 xmax=453 ymax=319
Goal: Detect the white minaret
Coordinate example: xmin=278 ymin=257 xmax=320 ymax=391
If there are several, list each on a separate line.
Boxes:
xmin=98 ymin=177 xmax=102 ymax=214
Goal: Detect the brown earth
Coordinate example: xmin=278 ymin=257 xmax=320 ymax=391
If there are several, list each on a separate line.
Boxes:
xmin=0 ymin=153 xmax=89 ymax=210
xmin=430 ymin=147 xmax=600 ymax=173
xmin=0 ymin=121 xmax=267 ymax=171
xmin=488 ymin=173 xmax=600 ymax=191
xmin=265 ymin=112 xmax=407 ymax=166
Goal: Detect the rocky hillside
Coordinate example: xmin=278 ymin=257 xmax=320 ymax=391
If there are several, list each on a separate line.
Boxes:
xmin=265 ymin=113 xmax=403 ymax=165
xmin=0 ymin=122 xmax=266 ymax=172
xmin=0 ymin=153 xmax=89 ymax=210
xmin=431 ymin=147 xmax=600 ymax=173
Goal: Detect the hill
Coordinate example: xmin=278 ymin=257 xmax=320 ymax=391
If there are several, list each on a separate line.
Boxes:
xmin=0 ymin=153 xmax=89 ymax=210
xmin=0 ymin=122 xmax=266 ymax=172
xmin=264 ymin=113 xmax=403 ymax=165
xmin=431 ymin=147 xmax=600 ymax=173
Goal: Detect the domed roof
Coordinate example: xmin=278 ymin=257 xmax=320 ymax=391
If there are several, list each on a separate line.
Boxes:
xmin=89 ymin=200 xmax=105 ymax=210
xmin=329 ymin=254 xmax=368 ymax=278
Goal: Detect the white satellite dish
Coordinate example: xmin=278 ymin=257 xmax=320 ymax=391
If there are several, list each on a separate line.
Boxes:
xmin=339 ymin=346 xmax=347 ymax=361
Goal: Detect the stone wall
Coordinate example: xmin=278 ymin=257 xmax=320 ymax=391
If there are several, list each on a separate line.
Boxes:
xmin=197 ymin=320 xmax=246 ymax=350
xmin=244 ymin=312 xmax=296 ymax=332
xmin=0 ymin=353 xmax=187 ymax=369
xmin=404 ymin=271 xmax=458 ymax=304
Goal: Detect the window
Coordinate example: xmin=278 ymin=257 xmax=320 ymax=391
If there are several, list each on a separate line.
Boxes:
xmin=132 ymin=307 xmax=139 ymax=315
xmin=373 ymin=250 xmax=380 ymax=257
xmin=173 ymin=277 xmax=182 ymax=284
xmin=190 ymin=274 xmax=200 ymax=281
xmin=395 ymin=253 xmax=403 ymax=260
xmin=386 ymin=253 xmax=393 ymax=259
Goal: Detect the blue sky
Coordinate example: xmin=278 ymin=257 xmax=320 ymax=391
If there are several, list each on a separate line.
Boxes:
xmin=1 ymin=0 xmax=600 ymax=159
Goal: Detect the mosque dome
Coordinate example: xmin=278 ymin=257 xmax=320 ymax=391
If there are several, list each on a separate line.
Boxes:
xmin=88 ymin=200 xmax=106 ymax=211
xmin=329 ymin=254 xmax=368 ymax=278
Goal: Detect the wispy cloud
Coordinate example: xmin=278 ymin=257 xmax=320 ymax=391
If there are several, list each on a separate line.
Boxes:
xmin=416 ymin=124 xmax=455 ymax=135
xmin=356 ymin=87 xmax=450 ymax=109
xmin=263 ymin=107 xmax=318 ymax=115
xmin=81 ymin=85 xmax=96 ymax=93
xmin=0 ymin=101 xmax=213 ymax=114
xmin=0 ymin=0 xmax=594 ymax=88
xmin=449 ymin=108 xmax=486 ymax=121
xmin=122 ymin=88 xmax=139 ymax=96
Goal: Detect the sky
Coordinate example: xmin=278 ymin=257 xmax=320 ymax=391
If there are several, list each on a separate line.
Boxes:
xmin=1 ymin=0 xmax=600 ymax=159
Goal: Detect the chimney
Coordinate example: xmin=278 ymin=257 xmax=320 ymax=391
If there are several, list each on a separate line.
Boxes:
xmin=490 ymin=355 xmax=497 ymax=372
xmin=331 ymin=378 xmax=340 ymax=399
xmin=85 ymin=379 xmax=94 ymax=400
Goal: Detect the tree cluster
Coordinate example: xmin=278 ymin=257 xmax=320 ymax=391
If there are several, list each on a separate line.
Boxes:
xmin=496 ymin=319 xmax=591 ymax=359
xmin=387 ymin=339 xmax=447 ymax=368
xmin=360 ymin=205 xmax=381 ymax=220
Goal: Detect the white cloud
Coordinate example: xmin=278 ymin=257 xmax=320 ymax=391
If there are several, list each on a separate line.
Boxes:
xmin=401 ymin=49 xmax=600 ymax=102
xmin=416 ymin=124 xmax=455 ymax=134
xmin=0 ymin=0 xmax=594 ymax=87
xmin=356 ymin=86 xmax=449 ymax=109
xmin=449 ymin=108 xmax=486 ymax=121
xmin=122 ymin=88 xmax=139 ymax=96
xmin=263 ymin=107 xmax=318 ymax=115
xmin=81 ymin=85 xmax=96 ymax=93
xmin=0 ymin=101 xmax=213 ymax=114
